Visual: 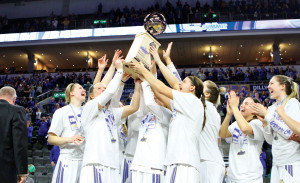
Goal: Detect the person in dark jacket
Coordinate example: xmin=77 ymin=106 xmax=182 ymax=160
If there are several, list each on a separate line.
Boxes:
xmin=0 ymin=86 xmax=28 ymax=183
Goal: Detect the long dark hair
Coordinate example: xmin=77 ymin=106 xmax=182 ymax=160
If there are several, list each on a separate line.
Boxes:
xmin=187 ymin=76 xmax=206 ymax=130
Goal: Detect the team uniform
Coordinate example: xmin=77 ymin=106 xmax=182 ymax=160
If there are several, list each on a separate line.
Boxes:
xmin=199 ymin=101 xmax=225 ymax=183
xmin=164 ymin=90 xmax=204 ymax=183
xmin=263 ymin=97 xmax=300 ymax=183
xmin=80 ymin=69 xmax=124 ymax=183
xmin=48 ymin=104 xmax=84 ymax=183
xmin=226 ymin=119 xmax=264 ymax=183
xmin=121 ymin=88 xmax=145 ymax=183
xmin=130 ymin=81 xmax=171 ymax=183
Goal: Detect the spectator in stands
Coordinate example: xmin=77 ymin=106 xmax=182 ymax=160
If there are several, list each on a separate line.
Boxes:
xmin=35 ymin=107 xmax=42 ymax=122
xmin=52 ymin=103 xmax=60 ymax=113
xmin=29 ymin=85 xmax=35 ymax=98
xmin=27 ymin=97 xmax=34 ymax=109
xmin=58 ymin=98 xmax=65 ymax=107
xmin=37 ymin=116 xmax=50 ymax=144
xmin=261 ymin=91 xmax=268 ymax=101
xmin=62 ymin=17 xmax=69 ymax=30
xmin=48 ymin=98 xmax=56 ymax=112
xmin=27 ymin=121 xmax=33 ymax=143
xmin=36 ymin=82 xmax=43 ymax=96
xmin=254 ymin=92 xmax=262 ymax=102
xmin=50 ymin=145 xmax=60 ymax=172
xmin=239 ymin=87 xmax=247 ymax=97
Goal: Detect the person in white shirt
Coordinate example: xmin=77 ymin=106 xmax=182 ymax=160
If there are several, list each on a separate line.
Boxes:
xmin=80 ymin=58 xmax=141 ymax=183
xmin=250 ymin=75 xmax=300 ymax=183
xmin=275 ymin=105 xmax=300 ymax=136
xmin=130 ymin=79 xmax=171 ymax=183
xmin=48 ymin=82 xmax=86 ymax=183
xmin=219 ymin=91 xmax=264 ymax=183
xmin=130 ymin=58 xmax=205 ymax=183
xmin=200 ymin=80 xmax=226 ymax=183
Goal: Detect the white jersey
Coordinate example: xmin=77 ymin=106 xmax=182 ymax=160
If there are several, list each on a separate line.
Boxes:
xmin=48 ymin=104 xmax=84 ymax=160
xmin=164 ymin=90 xmax=204 ymax=172
xmin=167 ymin=63 xmax=182 ymax=82
xmin=226 ymin=120 xmax=264 ymax=182
xmin=131 ymin=81 xmax=171 ymax=171
xmin=199 ymin=101 xmax=224 ymax=166
xmin=264 ymin=97 xmax=300 ymax=166
xmin=81 ymin=69 xmax=123 ymax=168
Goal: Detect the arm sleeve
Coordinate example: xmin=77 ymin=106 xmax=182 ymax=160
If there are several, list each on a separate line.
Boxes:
xmin=48 ymin=109 xmax=63 ymax=136
xmin=81 ymin=69 xmax=123 ymax=127
xmin=141 ymin=81 xmax=163 ymax=120
xmin=111 ymin=84 xmax=124 ymax=108
xmin=225 ymin=122 xmax=237 ymax=144
xmin=167 ymin=63 xmax=182 ymax=82
xmin=248 ymin=119 xmax=264 ymax=141
xmin=12 ymin=107 xmax=28 ymax=175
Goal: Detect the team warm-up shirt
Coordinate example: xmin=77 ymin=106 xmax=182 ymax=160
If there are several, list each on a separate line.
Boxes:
xmin=48 ymin=104 xmax=84 ymax=160
xmin=199 ymin=101 xmax=224 ymax=166
xmin=131 ymin=81 xmax=171 ymax=171
xmin=164 ymin=90 xmax=204 ymax=172
xmin=264 ymin=98 xmax=300 ymax=166
xmin=81 ymin=69 xmax=124 ymax=169
xmin=226 ymin=119 xmax=264 ymax=182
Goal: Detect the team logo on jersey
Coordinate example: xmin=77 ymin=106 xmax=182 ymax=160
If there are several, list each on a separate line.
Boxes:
xmin=170 ymin=109 xmax=177 ymax=122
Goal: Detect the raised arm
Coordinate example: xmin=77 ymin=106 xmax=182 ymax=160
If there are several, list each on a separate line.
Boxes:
xmin=93 ymin=55 xmax=108 ymax=85
xmin=149 ymin=46 xmax=180 ymax=90
xmin=110 ymin=73 xmax=131 ymax=108
xmin=141 ymin=81 xmax=164 ymax=119
xmin=163 ymin=42 xmax=182 ymax=82
xmin=130 ymin=62 xmax=173 ymax=100
xmin=100 ymin=49 xmax=122 ymax=86
xmin=219 ymin=101 xmax=233 ymax=138
xmin=229 ymin=91 xmax=254 ymax=135
xmin=121 ymin=80 xmax=141 ymax=119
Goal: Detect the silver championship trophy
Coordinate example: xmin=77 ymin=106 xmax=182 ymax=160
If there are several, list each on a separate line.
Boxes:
xmin=124 ymin=13 xmax=167 ymax=78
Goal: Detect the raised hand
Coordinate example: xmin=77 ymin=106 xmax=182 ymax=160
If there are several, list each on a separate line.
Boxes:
xmin=121 ymin=73 xmax=131 ymax=83
xmin=163 ymin=42 xmax=173 ymax=60
xmin=250 ymin=103 xmax=268 ymax=118
xmin=98 ymin=54 xmax=108 ymax=70
xmin=114 ymin=58 xmax=124 ymax=70
xmin=228 ymin=91 xmax=239 ymax=109
xmin=149 ymin=46 xmax=161 ymax=63
xmin=68 ymin=135 xmax=84 ymax=145
xmin=226 ymin=100 xmax=233 ymax=116
xmin=112 ymin=49 xmax=123 ymax=64
xmin=129 ymin=61 xmax=147 ymax=74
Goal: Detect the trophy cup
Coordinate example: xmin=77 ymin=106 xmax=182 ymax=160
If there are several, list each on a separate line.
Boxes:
xmin=124 ymin=13 xmax=167 ymax=78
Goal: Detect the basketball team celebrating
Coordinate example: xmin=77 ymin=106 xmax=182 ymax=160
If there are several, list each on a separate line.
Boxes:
xmin=48 ymin=42 xmax=300 ymax=183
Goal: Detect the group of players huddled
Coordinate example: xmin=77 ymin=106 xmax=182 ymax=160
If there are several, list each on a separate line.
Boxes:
xmin=48 ymin=42 xmax=300 ymax=183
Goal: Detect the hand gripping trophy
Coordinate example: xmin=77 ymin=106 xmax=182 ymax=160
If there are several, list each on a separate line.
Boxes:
xmin=124 ymin=13 xmax=167 ymax=78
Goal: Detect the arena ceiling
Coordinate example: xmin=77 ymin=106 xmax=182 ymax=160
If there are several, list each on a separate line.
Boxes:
xmin=0 ymin=32 xmax=300 ymax=71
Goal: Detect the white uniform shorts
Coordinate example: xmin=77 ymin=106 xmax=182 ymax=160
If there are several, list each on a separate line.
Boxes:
xmin=271 ymin=164 xmax=300 ymax=183
xmin=200 ymin=161 xmax=225 ymax=183
xmin=80 ymin=164 xmax=120 ymax=183
xmin=51 ymin=155 xmax=82 ymax=183
xmin=131 ymin=169 xmax=165 ymax=183
xmin=164 ymin=164 xmax=200 ymax=183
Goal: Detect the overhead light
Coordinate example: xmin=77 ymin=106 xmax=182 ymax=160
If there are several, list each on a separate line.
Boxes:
xmin=56 ymin=65 xmax=58 ymax=67
xmin=50 ymin=59 xmax=52 ymax=62
xmin=77 ymin=52 xmax=79 ymax=54
xmin=237 ymin=59 xmax=239 ymax=61
xmin=238 ymin=52 xmax=240 ymax=55
xmin=72 ymin=65 xmax=75 ymax=67
xmin=12 ymin=61 xmax=14 ymax=63
xmin=219 ymin=45 xmax=222 ymax=47
xmin=256 ymin=58 xmax=258 ymax=60
xmin=21 ymin=67 xmax=23 ymax=69
xmin=96 ymin=51 xmax=98 ymax=53
xmin=42 ymin=53 xmax=44 ymax=55
xmin=240 ymin=45 xmax=243 ymax=47
xmin=218 ymin=59 xmax=220 ymax=61
xmin=258 ymin=51 xmax=260 ymax=54
xmin=289 ymin=43 xmax=291 ymax=45
xmin=208 ymin=46 xmax=213 ymax=59
xmin=66 ymin=58 xmax=68 ymax=60
xmin=59 ymin=52 xmax=62 ymax=55
xmin=203 ymin=52 xmax=206 ymax=56
xmin=261 ymin=44 xmax=263 ymax=46
xmin=20 ymin=54 xmax=22 ymax=56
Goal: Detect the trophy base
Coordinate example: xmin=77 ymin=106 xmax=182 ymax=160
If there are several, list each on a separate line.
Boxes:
xmin=124 ymin=31 xmax=161 ymax=79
